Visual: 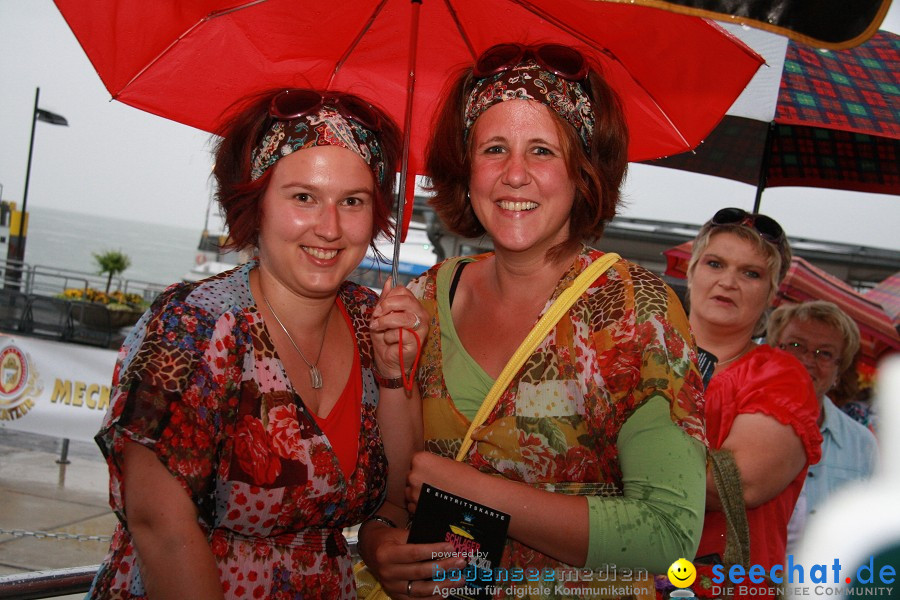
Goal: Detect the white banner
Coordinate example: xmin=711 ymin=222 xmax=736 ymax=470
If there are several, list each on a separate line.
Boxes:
xmin=0 ymin=333 xmax=117 ymax=444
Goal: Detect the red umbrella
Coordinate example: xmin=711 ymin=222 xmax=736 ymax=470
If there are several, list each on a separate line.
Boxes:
xmin=645 ymin=30 xmax=900 ymax=213
xmin=664 ymin=240 xmax=900 ymax=367
xmin=595 ymin=0 xmax=892 ymax=49
xmin=52 ymin=0 xmax=763 ymax=253
xmin=662 ymin=240 xmax=694 ymax=281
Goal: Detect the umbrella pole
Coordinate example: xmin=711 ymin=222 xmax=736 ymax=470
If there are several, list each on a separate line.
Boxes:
xmin=753 ymin=122 xmax=776 ymax=214
xmin=391 ymin=0 xmax=423 ymax=284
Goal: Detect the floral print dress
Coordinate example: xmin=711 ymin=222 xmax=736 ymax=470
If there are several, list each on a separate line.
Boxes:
xmin=89 ymin=261 xmax=387 ymax=599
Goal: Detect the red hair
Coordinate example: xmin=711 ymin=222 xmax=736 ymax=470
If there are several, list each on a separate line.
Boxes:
xmin=212 ymin=88 xmax=403 ymax=251
xmin=425 ymin=55 xmax=629 ymax=259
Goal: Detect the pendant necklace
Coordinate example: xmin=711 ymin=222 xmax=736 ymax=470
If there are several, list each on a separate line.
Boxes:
xmin=262 ymin=294 xmax=331 ymax=390
xmin=716 ymin=340 xmax=754 ymax=369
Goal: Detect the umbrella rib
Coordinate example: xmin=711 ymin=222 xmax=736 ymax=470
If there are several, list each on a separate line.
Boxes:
xmin=327 ymin=0 xmax=390 ymax=88
xmin=509 ymin=0 xmax=691 ymax=151
xmin=207 ymin=0 xmax=268 ymax=18
xmin=116 ymin=0 xmax=268 ymax=98
xmin=442 ymin=0 xmax=477 ymax=59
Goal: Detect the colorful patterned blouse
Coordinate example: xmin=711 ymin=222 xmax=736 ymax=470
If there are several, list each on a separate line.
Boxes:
xmin=408 ymin=247 xmax=707 ymax=599
xmin=89 ymin=261 xmax=387 ymax=599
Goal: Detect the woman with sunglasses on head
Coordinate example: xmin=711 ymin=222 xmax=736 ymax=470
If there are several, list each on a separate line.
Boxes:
xmin=358 ymin=43 xmax=707 ymax=599
xmin=687 ymin=208 xmax=821 ymax=595
xmin=88 ymin=88 xmax=428 ymax=599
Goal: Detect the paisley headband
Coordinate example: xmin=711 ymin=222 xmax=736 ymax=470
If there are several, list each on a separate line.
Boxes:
xmin=464 ymin=61 xmax=595 ymax=152
xmin=251 ymin=107 xmax=386 ymax=183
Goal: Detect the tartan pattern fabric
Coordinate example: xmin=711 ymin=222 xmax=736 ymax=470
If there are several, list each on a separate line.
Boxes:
xmin=777 ymin=31 xmax=900 ymax=137
xmin=642 ymin=30 xmax=900 ymax=196
xmin=644 ymin=116 xmax=768 ymax=186
xmin=767 ymin=123 xmax=900 ymax=191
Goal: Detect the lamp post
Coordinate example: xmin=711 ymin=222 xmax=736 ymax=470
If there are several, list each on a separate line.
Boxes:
xmin=5 ymin=88 xmax=68 ymax=289
xmin=13 ymin=87 xmax=69 ymax=260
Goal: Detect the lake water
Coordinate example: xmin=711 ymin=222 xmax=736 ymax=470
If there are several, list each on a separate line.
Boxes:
xmin=18 ymin=206 xmax=202 ymax=286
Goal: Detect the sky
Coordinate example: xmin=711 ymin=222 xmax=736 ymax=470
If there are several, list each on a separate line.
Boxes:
xmin=0 ymin=0 xmax=897 ymax=251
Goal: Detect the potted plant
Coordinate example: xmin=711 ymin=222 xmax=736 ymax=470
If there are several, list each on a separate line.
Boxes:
xmin=94 ymin=250 xmax=132 ymax=295
xmin=63 ymin=251 xmax=147 ymax=329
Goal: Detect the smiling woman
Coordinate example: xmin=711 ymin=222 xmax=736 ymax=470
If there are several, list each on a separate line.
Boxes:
xmin=256 ymin=145 xmax=375 ymax=301
xmin=467 ymin=101 xmax=578 ymax=259
xmin=85 ymin=88 xmax=430 ymax=600
xmin=358 ymin=43 xmax=708 ymax=600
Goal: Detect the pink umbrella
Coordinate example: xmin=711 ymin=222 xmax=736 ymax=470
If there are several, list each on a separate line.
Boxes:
xmin=866 ymin=272 xmax=900 ymax=329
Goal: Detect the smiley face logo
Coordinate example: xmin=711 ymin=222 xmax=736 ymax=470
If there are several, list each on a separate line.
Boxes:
xmin=667 ymin=558 xmax=697 ymax=588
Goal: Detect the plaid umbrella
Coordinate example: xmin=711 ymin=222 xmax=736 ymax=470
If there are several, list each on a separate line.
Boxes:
xmin=596 ymin=0 xmax=891 ymax=49
xmin=867 ymin=272 xmax=900 ymax=328
xmin=664 ymin=241 xmax=900 ymax=367
xmin=645 ymin=30 xmax=900 ymax=212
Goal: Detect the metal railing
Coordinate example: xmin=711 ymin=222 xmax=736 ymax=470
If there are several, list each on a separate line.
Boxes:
xmin=0 ymin=536 xmax=358 ymax=599
xmin=0 ymin=565 xmax=98 ymax=599
xmin=1 ymin=259 xmax=167 ymax=302
xmin=0 ymin=260 xmax=167 ymax=349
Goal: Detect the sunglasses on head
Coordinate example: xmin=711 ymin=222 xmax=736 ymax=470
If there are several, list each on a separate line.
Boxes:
xmin=269 ymin=89 xmax=382 ymax=132
xmin=473 ymin=43 xmax=589 ymax=81
xmin=710 ymin=207 xmax=785 ymax=244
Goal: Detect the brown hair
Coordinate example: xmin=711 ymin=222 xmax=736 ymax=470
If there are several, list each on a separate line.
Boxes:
xmin=212 ymin=88 xmax=403 ymax=252
xmin=425 ymin=55 xmax=629 ymax=260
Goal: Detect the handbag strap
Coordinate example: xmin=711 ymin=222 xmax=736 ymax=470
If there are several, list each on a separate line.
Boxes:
xmin=454 ymin=252 xmax=621 ymax=461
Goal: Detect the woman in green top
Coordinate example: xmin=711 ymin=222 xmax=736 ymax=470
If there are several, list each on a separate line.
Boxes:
xmin=358 ymin=43 xmax=707 ymax=599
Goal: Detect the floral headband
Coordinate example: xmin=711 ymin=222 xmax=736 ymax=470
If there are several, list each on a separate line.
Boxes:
xmin=464 ymin=61 xmax=595 ymax=152
xmin=250 ymin=107 xmax=386 ymax=183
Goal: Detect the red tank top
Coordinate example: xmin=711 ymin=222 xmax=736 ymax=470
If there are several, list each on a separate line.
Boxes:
xmin=312 ymin=298 xmax=361 ymax=479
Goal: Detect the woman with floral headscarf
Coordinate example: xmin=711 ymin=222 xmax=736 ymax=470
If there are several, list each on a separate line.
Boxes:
xmin=89 ymin=88 xmax=428 ymax=599
xmin=357 ymin=44 xmax=708 ymax=600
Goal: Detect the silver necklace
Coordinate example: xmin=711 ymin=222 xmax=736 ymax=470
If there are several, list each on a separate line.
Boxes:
xmin=716 ymin=340 xmax=753 ymax=368
xmin=262 ymin=294 xmax=330 ymax=390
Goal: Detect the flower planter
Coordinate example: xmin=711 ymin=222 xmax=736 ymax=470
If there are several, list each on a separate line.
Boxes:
xmin=72 ymin=303 xmax=143 ymax=329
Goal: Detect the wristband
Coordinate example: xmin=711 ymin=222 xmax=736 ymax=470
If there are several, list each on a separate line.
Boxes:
xmin=363 ymin=514 xmax=398 ymax=529
xmin=373 ymin=369 xmax=405 ymax=389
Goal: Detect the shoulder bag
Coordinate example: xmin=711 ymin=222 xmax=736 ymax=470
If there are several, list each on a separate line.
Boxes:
xmin=356 ymin=252 xmax=621 ymax=599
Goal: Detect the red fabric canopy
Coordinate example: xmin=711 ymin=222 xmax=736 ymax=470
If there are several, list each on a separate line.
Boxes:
xmin=866 ymin=272 xmax=900 ymax=328
xmin=53 ymin=0 xmax=764 ymax=179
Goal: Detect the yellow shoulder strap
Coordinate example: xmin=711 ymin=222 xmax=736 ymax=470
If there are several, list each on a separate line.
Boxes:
xmin=454 ymin=253 xmax=621 ymax=461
